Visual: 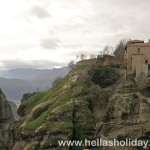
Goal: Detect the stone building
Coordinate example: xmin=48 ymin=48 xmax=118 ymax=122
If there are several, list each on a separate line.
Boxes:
xmin=77 ymin=55 xmax=115 ymax=67
xmin=124 ymin=40 xmax=150 ymax=76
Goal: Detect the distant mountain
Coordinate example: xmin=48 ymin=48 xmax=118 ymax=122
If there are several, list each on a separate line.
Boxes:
xmin=0 ymin=68 xmax=49 ymax=79
xmin=0 ymin=77 xmax=34 ymax=100
xmin=28 ymin=67 xmax=70 ymax=90
xmin=0 ymin=67 xmax=70 ymax=80
xmin=0 ymin=67 xmax=70 ymax=101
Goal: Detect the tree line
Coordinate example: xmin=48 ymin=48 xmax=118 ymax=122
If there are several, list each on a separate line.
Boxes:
xmin=68 ymin=38 xmax=129 ymax=69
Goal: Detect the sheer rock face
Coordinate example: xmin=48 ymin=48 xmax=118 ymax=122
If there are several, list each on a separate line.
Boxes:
xmin=0 ymin=89 xmax=14 ymax=150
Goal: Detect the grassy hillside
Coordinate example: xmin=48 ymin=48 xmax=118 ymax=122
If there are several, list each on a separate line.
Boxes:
xmin=14 ymin=67 xmax=103 ymax=150
xmin=12 ymin=66 xmax=150 ymax=150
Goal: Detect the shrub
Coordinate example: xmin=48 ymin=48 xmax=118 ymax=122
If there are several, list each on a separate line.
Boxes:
xmin=88 ymin=67 xmax=120 ymax=87
xmin=17 ymin=104 xmax=26 ymax=117
xmin=32 ymin=105 xmax=49 ymax=119
xmin=121 ymin=112 xmax=129 ymax=119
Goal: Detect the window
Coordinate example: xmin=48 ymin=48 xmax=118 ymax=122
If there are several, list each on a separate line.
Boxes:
xmin=145 ymin=60 xmax=148 ymax=64
xmin=137 ymin=48 xmax=140 ymax=53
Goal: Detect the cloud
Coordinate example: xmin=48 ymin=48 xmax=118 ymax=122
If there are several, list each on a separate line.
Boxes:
xmin=1 ymin=0 xmax=150 ymax=70
xmin=1 ymin=60 xmax=66 ymax=69
xmin=29 ymin=5 xmax=50 ymax=19
xmin=40 ymin=38 xmax=61 ymax=49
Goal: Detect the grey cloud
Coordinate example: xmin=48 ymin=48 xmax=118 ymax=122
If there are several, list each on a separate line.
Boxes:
xmin=41 ymin=38 xmax=61 ymax=49
xmin=1 ymin=60 xmax=66 ymax=69
xmin=30 ymin=6 xmax=50 ymax=19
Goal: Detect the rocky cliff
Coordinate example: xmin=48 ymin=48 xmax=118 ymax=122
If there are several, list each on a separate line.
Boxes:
xmin=11 ymin=67 xmax=150 ymax=150
xmin=8 ymin=101 xmax=19 ymax=120
xmin=0 ymin=89 xmax=14 ymax=150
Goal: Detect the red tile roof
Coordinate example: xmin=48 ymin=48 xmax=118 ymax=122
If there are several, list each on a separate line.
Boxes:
xmin=128 ymin=40 xmax=144 ymax=44
xmin=128 ymin=43 xmax=150 ymax=47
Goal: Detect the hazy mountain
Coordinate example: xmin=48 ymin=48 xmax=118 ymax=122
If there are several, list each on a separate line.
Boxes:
xmin=0 ymin=67 xmax=70 ymax=101
xmin=0 ymin=68 xmax=48 ymax=79
xmin=28 ymin=66 xmax=70 ymax=90
xmin=0 ymin=67 xmax=70 ymax=80
xmin=0 ymin=77 xmax=34 ymax=100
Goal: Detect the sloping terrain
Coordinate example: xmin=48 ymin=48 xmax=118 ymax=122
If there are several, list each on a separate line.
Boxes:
xmin=11 ymin=67 xmax=150 ymax=150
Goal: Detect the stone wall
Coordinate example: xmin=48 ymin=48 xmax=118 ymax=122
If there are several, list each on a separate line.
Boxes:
xmin=136 ymin=64 xmax=148 ymax=78
xmin=132 ymin=54 xmax=145 ymax=72
xmin=77 ymin=58 xmax=98 ymax=66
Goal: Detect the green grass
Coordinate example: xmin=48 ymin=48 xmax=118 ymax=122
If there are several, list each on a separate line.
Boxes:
xmin=20 ymin=74 xmax=71 ymax=115
xmin=21 ymin=92 xmax=49 ymax=112
xmin=46 ymin=121 xmax=73 ymax=130
xmin=25 ymin=109 xmax=49 ymax=131
xmin=82 ymin=107 xmax=93 ymax=117
xmin=18 ymin=69 xmax=93 ymax=132
xmin=24 ymin=89 xmax=73 ymax=131
xmin=32 ymin=105 xmax=49 ymax=119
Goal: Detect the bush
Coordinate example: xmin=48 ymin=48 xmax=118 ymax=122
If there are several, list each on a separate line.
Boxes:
xmin=121 ymin=112 xmax=129 ymax=119
xmin=32 ymin=105 xmax=49 ymax=119
xmin=88 ymin=67 xmax=120 ymax=87
xmin=17 ymin=104 xmax=26 ymax=117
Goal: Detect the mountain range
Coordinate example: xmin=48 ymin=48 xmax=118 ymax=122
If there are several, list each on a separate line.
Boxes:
xmin=0 ymin=67 xmax=70 ymax=101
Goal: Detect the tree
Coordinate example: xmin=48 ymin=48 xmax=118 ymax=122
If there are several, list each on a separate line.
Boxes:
xmin=68 ymin=60 xmax=74 ymax=70
xmin=88 ymin=67 xmax=120 ymax=88
xmin=80 ymin=54 xmax=87 ymax=60
xmin=103 ymin=45 xmax=113 ymax=55
xmin=114 ymin=39 xmax=128 ymax=63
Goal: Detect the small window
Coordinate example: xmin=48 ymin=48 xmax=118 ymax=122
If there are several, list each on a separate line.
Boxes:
xmin=145 ymin=60 xmax=148 ymax=64
xmin=137 ymin=48 xmax=140 ymax=53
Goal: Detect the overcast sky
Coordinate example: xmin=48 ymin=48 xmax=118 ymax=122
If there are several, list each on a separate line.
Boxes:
xmin=0 ymin=0 xmax=150 ymax=69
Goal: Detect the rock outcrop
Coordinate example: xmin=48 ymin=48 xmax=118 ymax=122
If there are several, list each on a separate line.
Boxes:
xmin=11 ymin=68 xmax=150 ymax=150
xmin=0 ymin=89 xmax=14 ymax=150
xmin=8 ymin=101 xmax=19 ymax=120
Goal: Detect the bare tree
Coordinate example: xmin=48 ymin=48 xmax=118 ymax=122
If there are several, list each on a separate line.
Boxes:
xmin=99 ymin=51 xmax=103 ymax=57
xmin=114 ymin=39 xmax=128 ymax=63
xmin=103 ymin=45 xmax=113 ymax=55
xmin=80 ymin=54 xmax=87 ymax=60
